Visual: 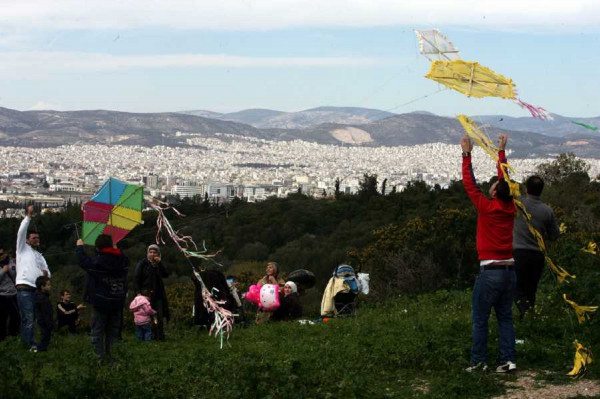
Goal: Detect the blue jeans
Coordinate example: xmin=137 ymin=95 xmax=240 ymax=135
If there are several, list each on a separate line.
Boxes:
xmin=471 ymin=268 xmax=516 ymax=364
xmin=16 ymin=289 xmax=36 ymax=348
xmin=136 ymin=323 xmax=152 ymax=341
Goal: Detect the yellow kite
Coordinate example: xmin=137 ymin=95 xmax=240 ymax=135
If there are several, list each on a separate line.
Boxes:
xmin=428 ymin=60 xmax=551 ymax=120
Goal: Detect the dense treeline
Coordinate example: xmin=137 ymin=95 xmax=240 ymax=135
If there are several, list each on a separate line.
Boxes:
xmin=1 ymin=152 xmax=599 ymax=314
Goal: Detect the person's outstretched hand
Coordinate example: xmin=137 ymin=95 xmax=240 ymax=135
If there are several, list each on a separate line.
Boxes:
xmin=498 ymin=134 xmax=508 ymax=151
xmin=460 ymin=135 xmax=473 ymax=153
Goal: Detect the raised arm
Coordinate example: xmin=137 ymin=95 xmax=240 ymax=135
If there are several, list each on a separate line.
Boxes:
xmin=16 ymin=206 xmax=34 ymax=254
xmin=461 ymin=135 xmax=486 ymax=208
xmin=497 ymin=134 xmax=508 ymax=179
xmin=76 ymin=239 xmax=95 ymax=270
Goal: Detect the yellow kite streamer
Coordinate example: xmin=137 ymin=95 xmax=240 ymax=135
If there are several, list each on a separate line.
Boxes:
xmin=457 ymin=115 xmax=499 ymax=161
xmin=567 ymin=341 xmax=593 ymax=377
xmin=581 ymin=241 xmax=597 ymax=255
xmin=560 ymin=223 xmax=567 ymax=234
xmin=563 ymin=294 xmax=598 ymax=324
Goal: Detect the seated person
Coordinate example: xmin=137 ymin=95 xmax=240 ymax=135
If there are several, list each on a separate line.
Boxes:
xmin=272 ymin=281 xmax=302 ymax=322
xmin=255 ymin=262 xmax=285 ymax=324
xmin=56 ymin=289 xmax=85 ymax=333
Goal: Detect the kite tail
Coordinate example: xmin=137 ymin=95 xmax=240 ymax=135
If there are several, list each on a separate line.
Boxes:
xmin=567 ymin=341 xmax=593 ymax=377
xmin=194 ymin=268 xmax=235 ymax=348
xmin=149 ymin=201 xmax=222 ymax=264
xmin=514 ymin=97 xmax=553 ymax=120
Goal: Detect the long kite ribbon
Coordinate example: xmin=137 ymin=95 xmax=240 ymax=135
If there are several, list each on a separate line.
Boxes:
xmin=149 ymin=199 xmax=233 ymax=346
xmin=563 ymin=294 xmax=598 ymax=324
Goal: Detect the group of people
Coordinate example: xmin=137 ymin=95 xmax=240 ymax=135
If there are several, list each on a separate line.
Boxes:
xmin=0 ymin=205 xmax=173 ymax=362
xmin=255 ymin=261 xmax=303 ymax=323
xmin=461 ymin=134 xmax=559 ymax=373
xmin=3 ymin=142 xmax=555 ymax=370
xmin=2 ymin=203 xmax=306 ymax=363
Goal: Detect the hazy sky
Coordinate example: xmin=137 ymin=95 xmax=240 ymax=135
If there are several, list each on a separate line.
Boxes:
xmin=1 ymin=0 xmax=599 ymax=117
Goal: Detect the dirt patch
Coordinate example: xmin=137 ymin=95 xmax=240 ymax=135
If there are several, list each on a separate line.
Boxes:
xmin=493 ymin=371 xmax=600 ymax=399
xmin=330 ymin=127 xmax=373 ymax=144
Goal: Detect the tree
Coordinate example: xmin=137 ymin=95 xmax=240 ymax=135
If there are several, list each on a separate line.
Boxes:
xmin=358 ymin=173 xmax=378 ymax=198
xmin=381 ymin=178 xmax=388 ymax=196
xmin=536 ymin=152 xmax=590 ymax=185
xmin=334 ymin=178 xmax=341 ymax=199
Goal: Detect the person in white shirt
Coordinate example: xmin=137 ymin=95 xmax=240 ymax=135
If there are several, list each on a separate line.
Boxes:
xmin=15 ymin=205 xmax=51 ymax=350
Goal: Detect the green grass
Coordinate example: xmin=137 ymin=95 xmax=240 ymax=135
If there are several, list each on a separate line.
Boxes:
xmin=1 ymin=288 xmax=597 ymax=399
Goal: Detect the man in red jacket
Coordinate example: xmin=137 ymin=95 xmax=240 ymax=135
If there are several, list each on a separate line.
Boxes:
xmin=461 ymin=134 xmax=517 ymax=374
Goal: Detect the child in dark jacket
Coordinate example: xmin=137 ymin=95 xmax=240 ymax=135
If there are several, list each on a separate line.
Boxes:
xmin=35 ymin=276 xmax=53 ymax=352
xmin=76 ymin=235 xmax=129 ymax=361
xmin=129 ymin=290 xmax=157 ymax=341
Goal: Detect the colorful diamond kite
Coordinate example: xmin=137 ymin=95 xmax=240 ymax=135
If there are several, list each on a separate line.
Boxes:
xmin=82 ymin=178 xmax=143 ymax=245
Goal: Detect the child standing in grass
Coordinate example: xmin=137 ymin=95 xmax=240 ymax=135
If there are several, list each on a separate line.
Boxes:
xmin=129 ymin=290 xmax=157 ymax=341
xmin=35 ymin=276 xmax=53 ymax=352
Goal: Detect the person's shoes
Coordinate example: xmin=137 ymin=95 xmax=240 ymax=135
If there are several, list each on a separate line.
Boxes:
xmin=465 ymin=362 xmax=488 ymax=372
xmin=29 ymin=346 xmax=38 ymax=353
xmin=495 ymin=361 xmax=517 ymax=373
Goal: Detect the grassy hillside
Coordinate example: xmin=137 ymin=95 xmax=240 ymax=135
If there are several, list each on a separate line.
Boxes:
xmin=2 ymin=286 xmax=597 ymax=399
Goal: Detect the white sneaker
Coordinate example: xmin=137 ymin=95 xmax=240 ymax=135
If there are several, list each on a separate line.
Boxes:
xmin=465 ymin=362 xmax=488 ymax=372
xmin=495 ymin=361 xmax=517 ymax=373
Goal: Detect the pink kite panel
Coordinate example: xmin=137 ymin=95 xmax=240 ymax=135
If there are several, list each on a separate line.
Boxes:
xmin=83 ymin=201 xmax=113 ymax=224
xmin=103 ymin=225 xmax=131 ymax=245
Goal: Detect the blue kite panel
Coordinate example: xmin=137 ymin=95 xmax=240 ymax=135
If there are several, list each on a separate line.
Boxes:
xmin=91 ymin=178 xmax=128 ymax=205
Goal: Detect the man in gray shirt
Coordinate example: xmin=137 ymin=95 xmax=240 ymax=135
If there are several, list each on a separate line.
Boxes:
xmin=513 ymin=176 xmax=560 ymax=319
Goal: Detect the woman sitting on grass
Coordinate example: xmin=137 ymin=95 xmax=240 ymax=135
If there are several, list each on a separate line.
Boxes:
xmin=272 ymin=281 xmax=302 ymax=322
xmin=255 ymin=261 xmax=285 ymax=324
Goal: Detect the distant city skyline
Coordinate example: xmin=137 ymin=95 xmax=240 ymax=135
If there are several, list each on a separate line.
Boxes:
xmin=1 ymin=1 xmax=599 ymax=117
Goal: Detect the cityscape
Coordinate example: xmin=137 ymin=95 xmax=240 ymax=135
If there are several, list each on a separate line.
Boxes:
xmin=1 ymin=133 xmax=599 ymax=216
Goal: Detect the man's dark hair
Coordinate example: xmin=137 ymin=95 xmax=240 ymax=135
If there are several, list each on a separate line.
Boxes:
xmin=526 ymin=175 xmax=544 ymax=196
xmin=495 ymin=179 xmax=513 ymax=202
xmin=95 ymin=234 xmax=113 ymax=250
xmin=27 ymin=231 xmax=39 ymax=239
xmin=36 ymin=275 xmax=50 ymax=290
xmin=60 ymin=289 xmax=70 ymax=296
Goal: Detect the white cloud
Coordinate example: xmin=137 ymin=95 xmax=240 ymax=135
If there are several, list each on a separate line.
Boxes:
xmin=0 ymin=0 xmax=598 ymax=32
xmin=0 ymin=51 xmax=404 ymax=76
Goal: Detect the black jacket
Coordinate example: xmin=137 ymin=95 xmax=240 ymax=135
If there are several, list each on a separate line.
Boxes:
xmin=134 ymin=258 xmax=170 ymax=299
xmin=36 ymin=291 xmax=54 ymax=330
xmin=192 ymin=269 xmax=236 ymax=327
xmin=57 ymin=302 xmax=79 ymax=327
xmin=77 ymin=246 xmax=129 ymax=310
xmin=271 ymin=293 xmax=303 ymax=322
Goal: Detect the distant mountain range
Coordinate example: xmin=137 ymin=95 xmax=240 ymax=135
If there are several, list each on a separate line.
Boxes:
xmin=1 ymin=106 xmax=599 ymax=158
xmin=180 ymin=106 xmax=397 ymax=129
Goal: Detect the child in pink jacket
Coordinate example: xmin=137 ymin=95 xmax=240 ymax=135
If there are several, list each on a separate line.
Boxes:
xmin=129 ymin=291 xmax=157 ymax=341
